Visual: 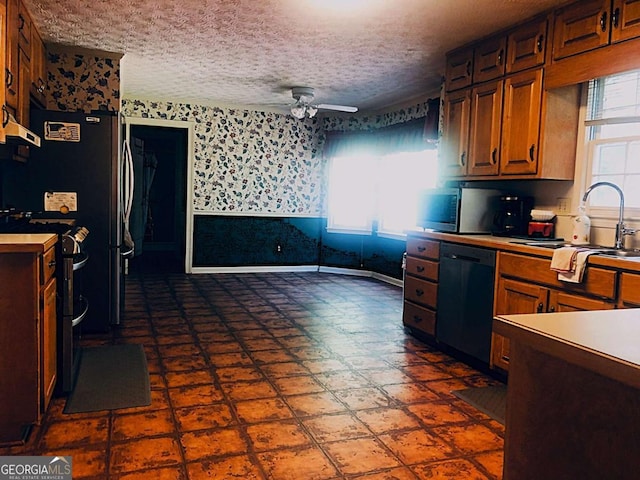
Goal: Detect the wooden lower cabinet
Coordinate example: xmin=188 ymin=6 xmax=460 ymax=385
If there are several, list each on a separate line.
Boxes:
xmin=0 ymin=235 xmax=57 ymax=445
xmin=403 ymin=235 xmax=439 ymax=338
xmin=618 ymin=272 xmax=640 ymax=307
xmin=492 ymin=252 xmax=617 ymax=372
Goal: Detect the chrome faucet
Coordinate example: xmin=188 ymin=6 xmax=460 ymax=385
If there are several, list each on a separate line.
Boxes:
xmin=583 ymin=181 xmax=638 ymax=249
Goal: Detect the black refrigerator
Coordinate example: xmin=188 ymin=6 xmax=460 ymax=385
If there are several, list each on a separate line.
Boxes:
xmin=25 ymin=109 xmax=134 ymax=333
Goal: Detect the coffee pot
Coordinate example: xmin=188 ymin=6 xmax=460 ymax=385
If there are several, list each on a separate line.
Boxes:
xmin=492 ymin=195 xmax=534 ymax=236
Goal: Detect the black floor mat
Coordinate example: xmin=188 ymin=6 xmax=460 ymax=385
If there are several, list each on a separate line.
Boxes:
xmin=64 ymin=344 xmax=151 ymax=414
xmin=452 ymin=384 xmax=507 ymax=425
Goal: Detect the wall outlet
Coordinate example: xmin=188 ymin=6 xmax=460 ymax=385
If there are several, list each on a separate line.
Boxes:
xmin=557 ymin=197 xmax=569 ymax=214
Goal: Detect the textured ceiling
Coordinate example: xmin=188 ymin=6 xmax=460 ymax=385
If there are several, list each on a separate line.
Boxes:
xmin=24 ymin=0 xmax=569 ymax=114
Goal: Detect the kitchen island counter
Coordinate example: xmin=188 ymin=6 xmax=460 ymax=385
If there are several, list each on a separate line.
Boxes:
xmin=494 ymin=308 xmax=640 ymax=479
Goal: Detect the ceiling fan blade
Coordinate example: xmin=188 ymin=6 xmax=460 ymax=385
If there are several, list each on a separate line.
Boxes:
xmin=316 ymin=104 xmax=358 ymax=113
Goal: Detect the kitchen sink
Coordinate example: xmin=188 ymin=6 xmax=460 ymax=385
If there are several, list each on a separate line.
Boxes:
xmin=598 ymin=249 xmax=640 ymax=258
xmin=512 ymin=241 xmax=640 ymax=257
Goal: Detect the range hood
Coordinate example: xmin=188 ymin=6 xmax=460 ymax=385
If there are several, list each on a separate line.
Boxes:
xmin=3 ymin=111 xmax=41 ymax=147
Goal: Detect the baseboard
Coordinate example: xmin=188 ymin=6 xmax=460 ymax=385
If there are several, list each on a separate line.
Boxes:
xmin=189 ymin=264 xmax=403 ymax=287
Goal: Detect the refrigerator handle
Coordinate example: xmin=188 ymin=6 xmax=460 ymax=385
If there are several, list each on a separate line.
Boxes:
xmin=122 ymin=139 xmax=135 ymax=250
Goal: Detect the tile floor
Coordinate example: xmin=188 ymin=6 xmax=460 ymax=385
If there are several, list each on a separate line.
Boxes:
xmin=1 ymin=272 xmax=505 ymax=479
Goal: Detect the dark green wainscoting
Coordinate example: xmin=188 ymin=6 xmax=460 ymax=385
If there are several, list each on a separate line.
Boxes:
xmin=193 ymin=215 xmax=406 ymax=280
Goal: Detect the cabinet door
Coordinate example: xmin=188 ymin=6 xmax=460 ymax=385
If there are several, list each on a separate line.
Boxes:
xmin=618 ymin=272 xmax=640 ymax=307
xmin=17 ymin=0 xmax=30 ymax=56
xmin=30 ymin=25 xmax=46 ymax=107
xmin=473 ymin=35 xmax=506 ymax=84
xmin=500 ymin=68 xmax=543 ymax=176
xmin=468 ymin=80 xmax=503 ymax=176
xmin=41 ymin=278 xmax=57 ymax=413
xmin=496 ymin=277 xmax=549 ymax=316
xmin=507 ymin=17 xmax=547 ymax=73
xmin=611 ymin=0 xmax=640 ymax=43
xmin=445 ymin=47 xmax=473 ymax=91
xmin=548 ymin=290 xmax=615 ymax=312
xmin=440 ymin=89 xmax=471 ymax=177
xmin=0 ymin=0 xmax=7 ymax=143
xmin=5 ymin=0 xmax=19 ymax=111
xmin=492 ymin=277 xmax=549 ymax=371
xmin=552 ymin=0 xmax=611 ymax=60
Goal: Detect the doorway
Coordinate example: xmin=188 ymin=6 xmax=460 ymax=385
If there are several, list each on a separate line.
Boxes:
xmin=127 ymin=124 xmax=189 ymax=274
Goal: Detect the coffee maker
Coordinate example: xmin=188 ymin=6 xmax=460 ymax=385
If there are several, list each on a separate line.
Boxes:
xmin=492 ymin=195 xmax=534 ymax=236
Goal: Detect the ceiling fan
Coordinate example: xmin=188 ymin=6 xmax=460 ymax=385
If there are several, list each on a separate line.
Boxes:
xmin=289 ymin=87 xmax=358 ymax=119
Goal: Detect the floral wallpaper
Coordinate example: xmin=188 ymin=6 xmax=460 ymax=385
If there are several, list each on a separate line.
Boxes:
xmin=46 ymin=46 xmax=121 ymax=113
xmin=121 ymin=98 xmax=433 ymax=215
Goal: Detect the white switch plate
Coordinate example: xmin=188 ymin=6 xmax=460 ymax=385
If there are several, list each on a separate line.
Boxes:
xmin=557 ymin=197 xmax=569 ymax=213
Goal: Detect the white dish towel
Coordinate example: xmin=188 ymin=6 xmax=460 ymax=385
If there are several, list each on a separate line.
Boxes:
xmin=550 ymin=247 xmax=604 ymax=283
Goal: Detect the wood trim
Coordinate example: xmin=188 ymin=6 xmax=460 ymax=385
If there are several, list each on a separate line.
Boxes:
xmin=545 ymin=35 xmax=640 ymax=89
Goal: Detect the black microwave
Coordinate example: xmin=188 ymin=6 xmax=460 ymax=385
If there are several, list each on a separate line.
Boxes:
xmin=417 ymin=187 xmax=502 ymax=233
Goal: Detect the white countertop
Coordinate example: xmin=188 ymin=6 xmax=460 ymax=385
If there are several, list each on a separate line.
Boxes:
xmin=494 ymin=308 xmax=640 ymax=388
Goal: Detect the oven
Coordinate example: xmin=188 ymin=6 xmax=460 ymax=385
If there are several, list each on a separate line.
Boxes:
xmin=60 ymin=226 xmax=90 ymax=392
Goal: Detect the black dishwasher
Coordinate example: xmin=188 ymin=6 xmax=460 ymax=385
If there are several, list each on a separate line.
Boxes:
xmin=436 ymin=243 xmax=496 ymax=364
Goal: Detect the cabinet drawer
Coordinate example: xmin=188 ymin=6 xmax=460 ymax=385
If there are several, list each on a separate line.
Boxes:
xmin=498 ymin=252 xmax=617 ymax=299
xmin=405 ymin=256 xmax=438 ymax=281
xmin=619 ymin=273 xmax=640 ymax=306
xmin=406 ymin=237 xmax=440 ymax=260
xmin=507 ymin=17 xmax=547 ymax=73
xmin=445 ymin=48 xmax=473 ymax=91
xmin=404 ymin=276 xmax=437 ymax=308
xmin=473 ymin=35 xmax=506 ymax=83
xmin=41 ymin=247 xmax=56 ymax=285
xmin=403 ymin=301 xmax=436 ymax=336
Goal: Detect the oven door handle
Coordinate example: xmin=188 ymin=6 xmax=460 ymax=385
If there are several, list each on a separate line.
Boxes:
xmin=71 ymin=295 xmax=89 ymax=327
xmin=73 ymin=252 xmax=89 ymax=271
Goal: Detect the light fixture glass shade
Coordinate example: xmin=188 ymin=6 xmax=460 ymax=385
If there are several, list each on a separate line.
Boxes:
xmin=290 ymin=105 xmax=306 ymax=119
xmin=306 ymin=105 xmax=318 ymax=118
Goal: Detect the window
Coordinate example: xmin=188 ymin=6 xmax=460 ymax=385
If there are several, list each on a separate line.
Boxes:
xmin=585 ymin=70 xmax=640 ymax=214
xmin=327 ymin=149 xmax=438 ymax=236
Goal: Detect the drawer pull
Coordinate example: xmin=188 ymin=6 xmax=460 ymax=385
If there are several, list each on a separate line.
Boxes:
xmin=537 ymin=302 xmax=544 ymax=313
xmin=417 ymin=246 xmax=426 ymax=252
xmin=501 ymin=355 xmax=510 ymax=362
xmin=416 ymin=265 xmax=425 ymax=272
xmin=48 ymin=260 xmax=56 ymax=268
xmin=413 ymin=315 xmax=423 ymax=323
xmin=415 ymin=289 xmax=424 ymax=297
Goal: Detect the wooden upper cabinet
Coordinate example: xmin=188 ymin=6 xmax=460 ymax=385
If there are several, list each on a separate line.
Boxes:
xmin=445 ymin=47 xmax=473 ymax=91
xmin=17 ymin=0 xmax=30 ymax=56
xmin=552 ymin=0 xmax=610 ymax=60
xmin=473 ymin=35 xmax=506 ymax=84
xmin=550 ymin=0 xmax=640 ymax=60
xmin=507 ymin=17 xmax=548 ymax=73
xmin=440 ymin=88 xmax=471 ymax=177
xmin=468 ymin=80 xmax=503 ymax=176
xmin=0 ymin=0 xmax=7 ymax=144
xmin=5 ymin=0 xmax=19 ymax=112
xmin=500 ymin=68 xmax=543 ymax=176
xmin=30 ymin=25 xmax=47 ymax=107
xmin=611 ymin=0 xmax=640 ymax=43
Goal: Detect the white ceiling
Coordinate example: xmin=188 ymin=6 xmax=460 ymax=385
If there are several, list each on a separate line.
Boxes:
xmin=24 ymin=0 xmax=569 ymax=114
